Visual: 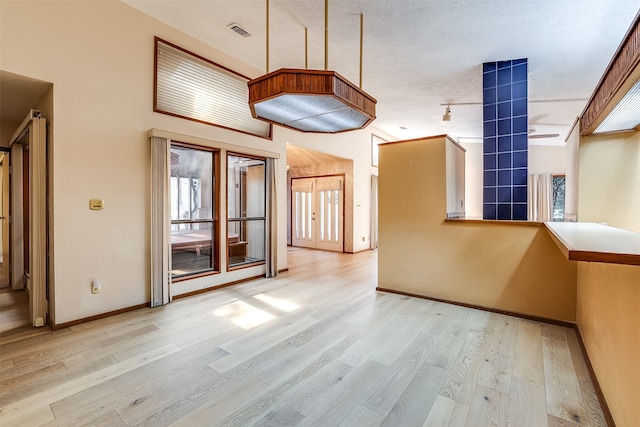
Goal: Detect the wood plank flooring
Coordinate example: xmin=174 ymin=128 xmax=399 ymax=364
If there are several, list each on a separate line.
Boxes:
xmin=0 ymin=287 xmax=30 ymax=335
xmin=0 ymin=247 xmax=605 ymax=426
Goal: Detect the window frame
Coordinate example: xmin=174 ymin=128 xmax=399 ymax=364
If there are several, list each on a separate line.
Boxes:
xmin=227 ymin=152 xmax=267 ymax=271
xmin=552 ymin=173 xmax=566 ymax=222
xmin=170 ymin=141 xmax=221 ymax=281
xmin=154 ymin=37 xmax=272 ymax=140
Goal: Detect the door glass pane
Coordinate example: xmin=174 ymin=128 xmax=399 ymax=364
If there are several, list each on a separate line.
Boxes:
xmin=294 ymin=191 xmax=302 ymax=239
xmin=171 ymin=177 xmax=178 ymax=220
xmin=306 ymin=192 xmax=312 ymax=239
xmin=301 ymin=192 xmax=306 ymax=238
xmin=170 ymin=145 xmax=216 ymax=277
xmin=171 ymin=223 xmax=213 ymax=276
xmin=319 ymin=191 xmax=325 ymax=240
xmin=334 ymin=189 xmax=339 ymax=241
xmin=326 ymin=190 xmax=332 ymax=241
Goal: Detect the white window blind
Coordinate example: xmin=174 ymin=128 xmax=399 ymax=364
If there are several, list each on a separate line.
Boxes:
xmin=155 ymin=38 xmax=271 ymax=138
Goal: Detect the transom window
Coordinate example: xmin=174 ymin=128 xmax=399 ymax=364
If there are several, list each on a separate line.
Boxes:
xmin=155 ymin=37 xmax=271 ymax=139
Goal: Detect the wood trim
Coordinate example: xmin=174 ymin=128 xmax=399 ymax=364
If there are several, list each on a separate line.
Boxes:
xmin=227 ymin=261 xmax=266 ymax=272
xmin=169 ymin=143 xmax=222 ymax=279
xmin=50 ymin=303 xmax=149 ymax=331
xmin=445 ymin=218 xmax=544 ymax=227
xmin=580 ymin=11 xmax=640 ymax=135
xmin=50 ymin=272 xmax=274 ymax=329
xmin=171 ymin=270 xmax=220 ymax=283
xmin=153 ymin=37 xmax=273 ymax=140
xmin=349 ymin=247 xmax=374 ymax=254
xmin=379 ymin=134 xmax=448 ymax=147
xmin=573 ymin=326 xmax=617 ymax=427
xmin=378 ymin=134 xmax=466 ymax=152
xmin=375 ymin=287 xmax=576 ymax=328
xmin=247 ymin=68 xmax=376 ymax=133
xmin=172 ymin=274 xmax=264 ymax=299
xmin=148 ymin=129 xmax=280 ymax=161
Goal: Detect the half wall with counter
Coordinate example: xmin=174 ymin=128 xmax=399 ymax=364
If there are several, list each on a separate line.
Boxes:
xmin=377 ymin=134 xmax=577 ymax=322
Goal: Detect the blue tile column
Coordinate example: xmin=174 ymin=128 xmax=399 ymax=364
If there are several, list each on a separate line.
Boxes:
xmin=483 ymin=59 xmax=528 ymax=220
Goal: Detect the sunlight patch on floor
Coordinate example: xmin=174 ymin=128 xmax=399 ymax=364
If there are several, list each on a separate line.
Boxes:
xmin=253 ymin=293 xmax=299 ymax=312
xmin=214 ymin=300 xmax=275 ymax=329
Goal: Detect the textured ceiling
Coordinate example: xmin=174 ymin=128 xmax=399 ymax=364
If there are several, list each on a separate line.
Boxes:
xmin=124 ymin=0 xmax=639 ymax=145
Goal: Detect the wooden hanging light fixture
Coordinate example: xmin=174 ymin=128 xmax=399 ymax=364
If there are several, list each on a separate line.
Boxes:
xmin=248 ymin=0 xmax=376 ymax=133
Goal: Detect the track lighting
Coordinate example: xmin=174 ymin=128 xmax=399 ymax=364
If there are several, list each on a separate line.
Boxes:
xmin=442 ymin=105 xmax=451 ymax=121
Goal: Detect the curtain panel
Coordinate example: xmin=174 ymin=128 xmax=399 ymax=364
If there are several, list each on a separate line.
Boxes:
xmin=150 ymin=136 xmax=171 ymax=307
xmin=528 ymin=173 xmax=553 ymax=222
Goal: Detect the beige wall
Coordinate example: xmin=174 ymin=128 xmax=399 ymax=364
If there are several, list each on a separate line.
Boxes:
xmin=578 ymin=131 xmax=640 ymax=232
xmin=1 ymin=1 xmax=289 ymax=324
xmin=1 ymin=0 xmax=394 ymax=324
xmin=577 ymin=262 xmax=640 ymax=427
xmin=574 ymin=129 xmax=640 ymax=426
xmin=379 ymin=136 xmax=577 ymax=322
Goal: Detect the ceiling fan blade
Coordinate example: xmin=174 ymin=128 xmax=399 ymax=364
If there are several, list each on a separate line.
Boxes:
xmin=528 ymin=133 xmax=560 ymax=139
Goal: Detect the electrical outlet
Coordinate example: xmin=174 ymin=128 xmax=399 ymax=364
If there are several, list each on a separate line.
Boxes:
xmin=89 ymin=199 xmax=104 ymax=210
xmin=91 ymin=279 xmax=101 ymax=294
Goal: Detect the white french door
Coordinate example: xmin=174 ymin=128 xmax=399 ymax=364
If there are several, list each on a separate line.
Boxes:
xmin=291 ymin=176 xmax=343 ymax=252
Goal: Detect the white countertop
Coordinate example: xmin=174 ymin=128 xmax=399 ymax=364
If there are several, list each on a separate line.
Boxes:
xmin=544 ymin=222 xmax=640 ymax=266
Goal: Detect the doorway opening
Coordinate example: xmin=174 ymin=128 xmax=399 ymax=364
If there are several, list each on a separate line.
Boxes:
xmin=0 ymin=71 xmax=52 ymax=332
xmin=286 ymin=144 xmax=354 ymax=253
xmin=3 ymin=111 xmax=49 ymax=329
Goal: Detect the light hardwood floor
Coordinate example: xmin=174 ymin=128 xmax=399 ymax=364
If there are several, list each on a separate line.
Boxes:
xmin=0 ymin=287 xmax=30 ymax=335
xmin=0 ymin=248 xmax=605 ymax=426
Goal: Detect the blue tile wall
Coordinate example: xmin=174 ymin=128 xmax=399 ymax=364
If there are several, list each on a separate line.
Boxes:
xmin=483 ymin=59 xmax=528 ymax=220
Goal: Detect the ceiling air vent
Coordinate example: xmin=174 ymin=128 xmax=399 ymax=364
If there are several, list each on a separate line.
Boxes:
xmin=227 ymin=23 xmax=251 ymax=38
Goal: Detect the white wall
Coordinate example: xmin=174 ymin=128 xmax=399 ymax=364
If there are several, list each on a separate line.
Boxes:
xmin=460 ymin=142 xmax=483 ymax=218
xmin=1 ymin=1 xmax=287 ymax=324
xmin=529 ymin=144 xmax=567 ymax=174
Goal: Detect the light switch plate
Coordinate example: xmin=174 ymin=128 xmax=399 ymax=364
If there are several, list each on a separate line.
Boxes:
xmin=89 ymin=199 xmax=104 ymax=210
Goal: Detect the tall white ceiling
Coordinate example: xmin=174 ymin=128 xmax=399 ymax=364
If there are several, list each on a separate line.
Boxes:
xmin=115 ymin=2 xmax=640 ymax=143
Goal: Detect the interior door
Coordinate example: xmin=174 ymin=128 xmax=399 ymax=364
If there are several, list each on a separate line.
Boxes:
xmin=314 ymin=176 xmax=343 ymax=252
xmin=291 ymin=176 xmax=343 ymax=252
xmin=291 ymin=178 xmax=315 ymax=248
xmin=9 ymin=110 xmax=47 ymax=327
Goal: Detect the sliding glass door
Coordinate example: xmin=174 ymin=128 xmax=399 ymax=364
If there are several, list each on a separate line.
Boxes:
xmin=170 ymin=144 xmax=218 ymax=278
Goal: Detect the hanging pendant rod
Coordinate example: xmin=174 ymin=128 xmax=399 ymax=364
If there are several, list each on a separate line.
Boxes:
xmin=324 ymin=0 xmax=329 ymax=70
xmin=305 ymin=27 xmax=308 ymax=69
xmin=360 ymin=14 xmax=363 ymax=89
xmin=266 ymin=0 xmax=269 ymax=73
